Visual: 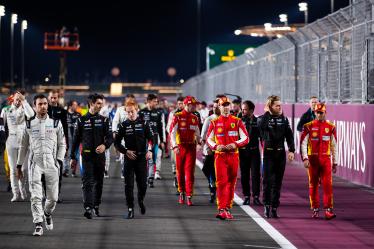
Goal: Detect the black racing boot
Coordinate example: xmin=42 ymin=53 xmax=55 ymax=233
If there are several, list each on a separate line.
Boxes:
xmin=138 ymin=200 xmax=146 ymax=215
xmin=264 ymin=205 xmax=271 ymax=218
xmin=243 ymin=196 xmax=250 ymax=205
xmin=148 ymin=178 xmax=154 ymax=188
xmin=93 ymin=206 xmax=100 ymax=217
xmin=253 ymin=196 xmax=262 ymax=206
xmin=127 ymin=208 xmax=134 ymax=219
xmin=84 ymin=208 xmax=93 ymax=219
xmin=271 ymin=207 xmax=280 ymax=218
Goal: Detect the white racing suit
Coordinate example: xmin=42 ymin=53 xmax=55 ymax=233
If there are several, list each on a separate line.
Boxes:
xmin=1 ymin=101 xmax=34 ymax=200
xmin=112 ymin=106 xmax=128 ymax=165
xmin=17 ymin=115 xmax=66 ymax=224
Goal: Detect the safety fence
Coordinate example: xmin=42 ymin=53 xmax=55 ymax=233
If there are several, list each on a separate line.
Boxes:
xmin=183 ymin=0 xmax=374 ymax=104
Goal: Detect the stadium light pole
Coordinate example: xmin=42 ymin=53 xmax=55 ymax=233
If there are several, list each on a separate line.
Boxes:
xmin=196 ymin=0 xmax=201 ymax=75
xmin=10 ymin=13 xmax=18 ymax=90
xmin=21 ymin=20 xmax=27 ymax=89
xmin=298 ymin=2 xmax=308 ymax=25
xmin=0 ymin=5 xmax=5 ymax=85
xmin=279 ymin=14 xmax=288 ymax=26
xmin=331 ymin=0 xmax=334 ymax=13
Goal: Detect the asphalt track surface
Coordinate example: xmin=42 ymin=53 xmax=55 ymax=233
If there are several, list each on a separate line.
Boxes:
xmin=0 ymin=154 xmax=280 ymax=249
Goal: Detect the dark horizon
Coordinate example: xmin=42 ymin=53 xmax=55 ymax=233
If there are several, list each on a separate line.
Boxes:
xmin=0 ymin=0 xmax=350 ymax=86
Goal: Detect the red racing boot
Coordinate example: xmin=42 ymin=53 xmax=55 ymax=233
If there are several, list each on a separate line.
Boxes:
xmin=325 ymin=208 xmax=336 ymax=220
xmin=186 ymin=196 xmax=193 ymax=206
xmin=178 ymin=193 xmax=185 ymax=204
xmin=225 ymin=209 xmax=234 ymax=220
xmin=312 ymin=208 xmax=319 ymax=218
xmin=216 ymin=209 xmax=226 ymax=220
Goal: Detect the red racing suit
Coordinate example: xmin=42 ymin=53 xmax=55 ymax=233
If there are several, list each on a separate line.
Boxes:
xmin=207 ymin=115 xmax=249 ymax=210
xmin=300 ymin=120 xmax=338 ymax=209
xmin=170 ymin=110 xmax=201 ymax=197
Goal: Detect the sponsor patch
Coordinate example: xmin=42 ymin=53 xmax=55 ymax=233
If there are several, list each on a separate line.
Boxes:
xmin=230 ymin=123 xmax=236 ymax=128
xmin=325 ymin=128 xmax=330 ymax=133
xmin=322 ymin=136 xmax=330 ymax=141
xmin=190 ymin=125 xmax=197 ymax=130
xmin=181 ymin=121 xmax=186 ymax=127
xmin=228 ymin=131 xmax=238 ymax=136
xmin=191 ymin=118 xmax=196 ymax=124
xmin=217 ymin=127 xmax=223 ymax=133
xmin=312 ymin=132 xmax=318 ymax=137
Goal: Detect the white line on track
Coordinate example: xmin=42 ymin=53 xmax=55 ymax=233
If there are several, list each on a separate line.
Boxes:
xmin=196 ymin=159 xmax=297 ymax=249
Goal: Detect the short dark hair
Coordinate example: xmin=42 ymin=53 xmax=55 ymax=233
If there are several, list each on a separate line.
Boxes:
xmin=49 ymin=89 xmax=59 ymax=95
xmin=15 ymin=89 xmax=26 ymax=95
xmin=242 ymin=100 xmax=255 ymax=111
xmin=233 ymin=99 xmax=242 ymax=105
xmin=33 ymin=94 xmax=48 ymax=105
xmin=67 ymin=100 xmax=78 ymax=108
xmin=147 ymin=94 xmax=158 ymax=102
xmin=177 ymin=96 xmax=184 ymax=102
xmin=200 ymin=101 xmax=207 ymax=107
xmin=87 ymin=93 xmax=104 ymax=106
xmin=216 ymin=94 xmax=226 ymax=99
xmin=126 ymin=94 xmax=135 ymax=99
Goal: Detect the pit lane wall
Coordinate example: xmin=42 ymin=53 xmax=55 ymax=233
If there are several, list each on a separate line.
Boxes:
xmin=253 ymin=103 xmax=373 ymax=188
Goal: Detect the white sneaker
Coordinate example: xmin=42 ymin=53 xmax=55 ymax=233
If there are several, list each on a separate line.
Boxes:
xmin=44 ymin=213 xmax=53 ymax=230
xmin=155 ymin=171 xmax=162 ymax=180
xmin=11 ymin=194 xmax=21 ymax=202
xmin=33 ymin=223 xmax=43 ymax=236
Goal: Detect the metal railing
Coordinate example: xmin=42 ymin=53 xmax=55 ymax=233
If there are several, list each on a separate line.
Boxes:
xmin=183 ymin=0 xmax=374 ymax=104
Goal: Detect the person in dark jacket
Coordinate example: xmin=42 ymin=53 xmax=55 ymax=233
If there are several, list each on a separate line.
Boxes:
xmin=48 ymin=90 xmax=68 ymax=202
xmin=258 ymin=95 xmax=295 ymax=219
xmin=70 ymin=94 xmax=113 ymax=219
xmin=114 ymin=100 xmax=154 ymax=219
xmin=239 ymin=100 xmax=262 ymax=206
xmin=296 ymin=96 xmax=318 ymax=132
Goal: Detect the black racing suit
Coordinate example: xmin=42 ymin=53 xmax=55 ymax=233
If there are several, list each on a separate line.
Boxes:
xmin=258 ymin=112 xmax=295 ymax=208
xmin=64 ymin=111 xmax=81 ymax=174
xmin=114 ymin=117 xmax=154 ymax=209
xmin=47 ymin=105 xmax=68 ymax=196
xmin=138 ymin=108 xmax=165 ymax=179
xmin=296 ymin=108 xmax=315 ymax=132
xmin=71 ymin=112 xmax=113 ymax=210
xmin=239 ymin=115 xmax=261 ymax=198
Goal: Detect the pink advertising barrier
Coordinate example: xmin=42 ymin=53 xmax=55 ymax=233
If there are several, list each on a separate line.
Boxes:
xmin=254 ymin=103 xmax=373 ymax=187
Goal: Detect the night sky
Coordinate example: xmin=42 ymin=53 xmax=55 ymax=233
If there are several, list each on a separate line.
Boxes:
xmin=0 ymin=0 xmax=350 ymax=86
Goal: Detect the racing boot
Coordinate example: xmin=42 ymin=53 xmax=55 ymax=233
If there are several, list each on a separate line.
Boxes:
xmin=325 ymin=208 xmax=336 ymax=220
xmin=148 ymin=178 xmax=154 ymax=188
xmin=253 ymin=196 xmax=262 ymax=206
xmin=127 ymin=208 xmax=134 ymax=219
xmin=271 ymin=207 xmax=280 ymax=218
xmin=312 ymin=208 xmax=319 ymax=218
xmin=138 ymin=200 xmax=146 ymax=215
xmin=225 ymin=209 xmax=234 ymax=220
xmin=242 ymin=196 xmax=250 ymax=205
xmin=44 ymin=211 xmax=53 ymax=230
xmin=216 ymin=209 xmax=226 ymax=220
xmin=33 ymin=222 xmax=43 ymax=236
xmin=186 ymin=196 xmax=193 ymax=206
xmin=84 ymin=207 xmax=93 ymax=219
xmin=264 ymin=205 xmax=271 ymax=218
xmin=178 ymin=193 xmax=185 ymax=204
xmin=93 ymin=206 xmax=100 ymax=217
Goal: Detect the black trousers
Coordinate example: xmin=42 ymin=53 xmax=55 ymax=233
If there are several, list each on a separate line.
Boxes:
xmin=81 ymin=154 xmax=105 ymax=209
xmin=123 ymin=156 xmax=147 ymax=208
xmin=202 ymin=154 xmax=216 ymax=191
xmin=239 ymin=148 xmax=261 ymax=197
xmin=262 ymin=149 xmax=286 ymax=208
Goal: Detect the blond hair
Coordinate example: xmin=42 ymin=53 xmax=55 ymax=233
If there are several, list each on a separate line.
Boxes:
xmin=265 ymin=95 xmax=280 ymax=109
